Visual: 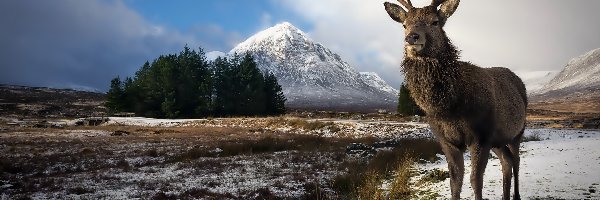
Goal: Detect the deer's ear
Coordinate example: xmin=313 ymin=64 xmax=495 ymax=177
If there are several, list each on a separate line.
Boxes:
xmin=384 ymin=2 xmax=407 ymax=23
xmin=438 ymin=0 xmax=459 ymax=19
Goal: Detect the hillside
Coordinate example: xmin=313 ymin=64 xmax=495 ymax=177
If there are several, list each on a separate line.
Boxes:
xmin=0 ymin=84 xmax=106 ymax=118
xmin=529 ymin=48 xmax=600 ymax=113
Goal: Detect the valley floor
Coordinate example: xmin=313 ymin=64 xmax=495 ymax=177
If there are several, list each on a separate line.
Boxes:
xmin=1 ymin=117 xmax=598 ymax=199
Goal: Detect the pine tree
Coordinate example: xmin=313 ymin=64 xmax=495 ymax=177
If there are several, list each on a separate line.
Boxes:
xmin=154 ymin=54 xmax=179 ymax=118
xmin=161 ymin=91 xmax=178 ymax=118
xmin=110 ymin=46 xmax=287 ymax=118
xmin=133 ymin=61 xmax=161 ymax=117
xmin=175 ymin=46 xmax=212 ymax=117
xmin=397 ymin=83 xmax=423 ymax=116
xmin=122 ymin=76 xmax=136 ymax=113
xmin=237 ymin=53 xmax=266 ymax=115
xmin=106 ymin=76 xmax=125 ymax=113
xmin=263 ymin=72 xmax=286 ymax=115
xmin=211 ymin=56 xmax=235 ymax=116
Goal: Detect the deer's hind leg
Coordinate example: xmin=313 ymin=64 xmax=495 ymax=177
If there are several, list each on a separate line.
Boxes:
xmin=508 ymin=133 xmax=523 ymax=200
xmin=493 ymin=146 xmax=513 ymax=200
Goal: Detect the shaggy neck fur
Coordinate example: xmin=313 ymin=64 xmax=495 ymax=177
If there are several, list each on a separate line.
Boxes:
xmin=401 ymin=38 xmax=463 ymax=117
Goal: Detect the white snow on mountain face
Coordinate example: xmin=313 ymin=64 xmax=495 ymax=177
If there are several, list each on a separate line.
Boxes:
xmin=535 ymin=48 xmax=600 ymax=95
xmin=230 ymin=22 xmax=398 ymax=111
xmin=359 ymin=72 xmax=399 ymax=95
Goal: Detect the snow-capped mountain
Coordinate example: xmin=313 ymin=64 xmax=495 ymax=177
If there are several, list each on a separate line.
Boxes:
xmin=230 ymin=22 xmax=397 ymax=111
xmin=535 ymin=48 xmax=600 ymax=95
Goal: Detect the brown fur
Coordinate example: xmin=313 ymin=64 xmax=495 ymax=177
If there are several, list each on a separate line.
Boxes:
xmin=384 ymin=1 xmax=527 ymax=199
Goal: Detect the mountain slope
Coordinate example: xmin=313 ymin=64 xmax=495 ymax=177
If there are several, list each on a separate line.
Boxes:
xmin=529 ymin=48 xmax=600 ymax=113
xmin=230 ymin=22 xmax=397 ymax=111
xmin=360 ymin=72 xmax=399 ymax=95
xmin=521 ymin=71 xmax=557 ymax=94
xmin=535 ymin=48 xmax=600 ymax=95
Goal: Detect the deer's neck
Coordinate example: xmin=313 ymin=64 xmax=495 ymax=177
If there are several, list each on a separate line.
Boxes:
xmin=402 ymin=48 xmax=462 ymax=117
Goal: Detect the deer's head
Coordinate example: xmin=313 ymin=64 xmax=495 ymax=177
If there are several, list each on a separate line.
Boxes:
xmin=384 ymin=0 xmax=460 ymax=58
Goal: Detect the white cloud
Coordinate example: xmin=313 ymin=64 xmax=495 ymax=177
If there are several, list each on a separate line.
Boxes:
xmin=260 ymin=12 xmax=274 ymax=31
xmin=276 ymin=0 xmax=600 ymax=89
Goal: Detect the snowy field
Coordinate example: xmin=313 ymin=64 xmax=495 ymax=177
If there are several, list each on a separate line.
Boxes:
xmin=417 ymin=128 xmax=600 ymax=199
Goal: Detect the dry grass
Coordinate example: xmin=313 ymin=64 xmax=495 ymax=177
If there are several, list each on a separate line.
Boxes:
xmin=266 ymin=117 xmax=341 ymax=132
xmin=529 ymin=99 xmax=600 ymax=114
xmin=387 ymin=155 xmax=415 ymax=199
xmin=354 ymin=154 xmax=416 ymax=200
xmin=356 ymin=170 xmax=385 ymax=200
xmin=417 ymin=168 xmax=449 ymax=186
xmin=0 ymin=123 xmax=441 ymax=199
xmin=522 ymin=132 xmax=544 ymax=142
xmin=331 ymin=139 xmax=441 ymax=199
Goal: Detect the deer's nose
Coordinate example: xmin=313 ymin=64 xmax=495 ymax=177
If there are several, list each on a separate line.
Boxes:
xmin=405 ymin=33 xmax=420 ymax=44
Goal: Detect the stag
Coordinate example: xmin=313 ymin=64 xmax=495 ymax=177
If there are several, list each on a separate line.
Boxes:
xmin=383 ymin=0 xmax=527 ymax=199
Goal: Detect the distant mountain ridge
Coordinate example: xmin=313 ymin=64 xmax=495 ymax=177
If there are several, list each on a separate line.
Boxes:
xmin=529 ymin=48 xmax=600 ymax=113
xmin=521 ymin=71 xmax=557 ymax=94
xmin=230 ymin=22 xmax=398 ymax=111
xmin=534 ymin=48 xmax=600 ymax=96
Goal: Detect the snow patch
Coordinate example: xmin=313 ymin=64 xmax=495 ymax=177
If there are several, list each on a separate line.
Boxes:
xmin=103 ymin=117 xmax=203 ymax=127
xmin=416 ymin=129 xmax=600 ymax=199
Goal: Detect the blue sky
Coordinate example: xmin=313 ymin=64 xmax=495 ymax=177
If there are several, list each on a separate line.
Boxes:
xmin=123 ymin=0 xmax=311 ymax=52
xmin=2 ymin=0 xmax=600 ymax=91
xmin=125 ymin=0 xmax=310 ymax=40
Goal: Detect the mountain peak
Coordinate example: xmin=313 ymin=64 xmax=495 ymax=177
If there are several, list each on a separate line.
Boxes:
xmin=272 ymin=21 xmax=299 ymax=31
xmin=229 ymin=22 xmax=398 ymax=111
xmin=230 ymin=22 xmax=310 ymax=55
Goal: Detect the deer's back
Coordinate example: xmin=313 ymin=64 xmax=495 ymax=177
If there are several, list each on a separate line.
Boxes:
xmin=482 ymin=66 xmax=527 ymax=145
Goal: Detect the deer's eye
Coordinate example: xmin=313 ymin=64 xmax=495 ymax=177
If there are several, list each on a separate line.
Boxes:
xmin=431 ymin=21 xmax=439 ymax=26
xmin=402 ymin=24 xmax=406 ymax=29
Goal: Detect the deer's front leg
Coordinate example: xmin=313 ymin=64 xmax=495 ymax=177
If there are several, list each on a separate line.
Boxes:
xmin=440 ymin=141 xmax=465 ymax=200
xmin=469 ymin=144 xmax=491 ymax=200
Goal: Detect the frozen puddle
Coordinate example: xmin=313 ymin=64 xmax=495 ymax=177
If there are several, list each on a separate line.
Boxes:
xmin=418 ymin=129 xmax=600 ymax=199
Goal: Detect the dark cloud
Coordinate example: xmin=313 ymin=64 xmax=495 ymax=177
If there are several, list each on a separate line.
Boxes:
xmin=0 ymin=0 xmax=201 ymax=91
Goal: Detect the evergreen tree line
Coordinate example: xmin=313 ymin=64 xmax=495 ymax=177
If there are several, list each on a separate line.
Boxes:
xmin=106 ymin=46 xmax=286 ymax=118
xmin=397 ymin=83 xmax=424 ymax=116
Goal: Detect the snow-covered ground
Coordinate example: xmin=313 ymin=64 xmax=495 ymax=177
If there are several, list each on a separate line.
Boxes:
xmin=103 ymin=117 xmax=202 ymax=127
xmin=417 ymin=129 xmax=600 ymax=199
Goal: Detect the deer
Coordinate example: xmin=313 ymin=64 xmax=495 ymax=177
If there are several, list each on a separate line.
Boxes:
xmin=382 ymin=0 xmax=527 ymax=199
